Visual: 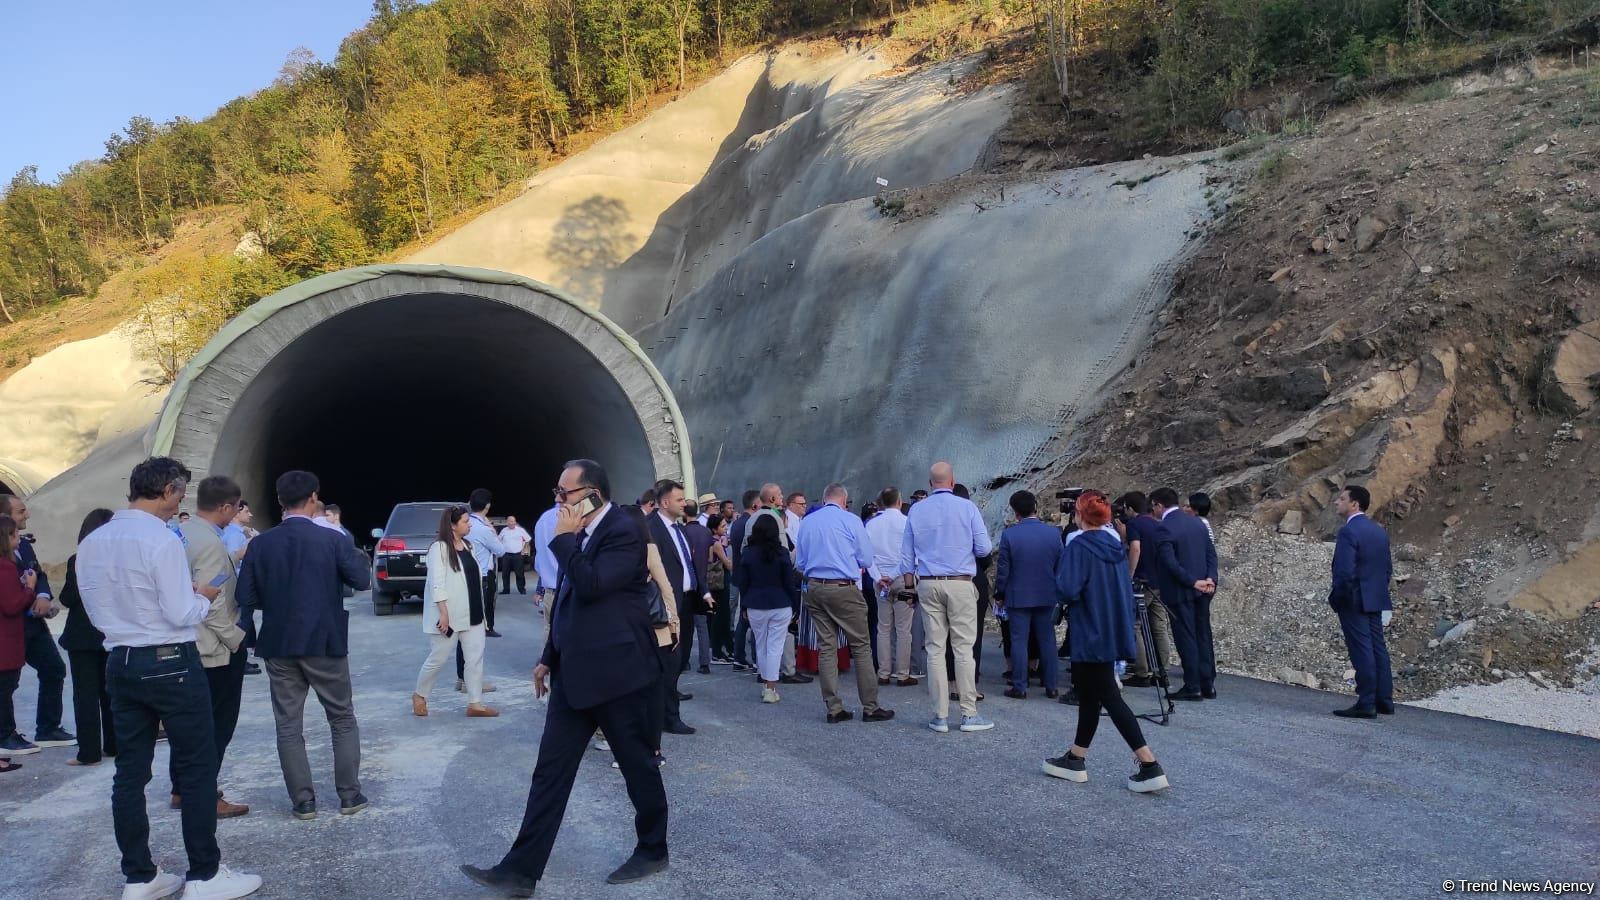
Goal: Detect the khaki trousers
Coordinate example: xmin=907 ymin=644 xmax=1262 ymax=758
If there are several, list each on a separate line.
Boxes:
xmin=804 ymin=582 xmax=881 ymax=715
xmin=875 ymin=593 xmax=914 ymax=680
xmin=1132 ymin=584 xmax=1178 ymax=676
xmin=918 ymin=579 xmax=979 ymax=719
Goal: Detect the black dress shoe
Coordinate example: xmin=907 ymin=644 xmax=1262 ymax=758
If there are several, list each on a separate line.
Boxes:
xmin=1377 ymin=701 xmax=1396 ymax=715
xmin=293 ymin=800 xmax=317 ymax=820
xmin=675 ymin=691 xmax=693 ymax=702
xmin=1003 ymin=687 xmax=1027 ymax=700
xmin=826 ymin=709 xmax=854 ymax=724
xmin=1058 ymin=690 xmax=1078 ymax=706
xmin=485 ymin=629 xmax=503 ymax=638
xmin=244 ymin=662 xmax=261 ymax=675
xmin=779 ymin=673 xmax=813 ymax=684
xmin=1333 ymin=704 xmax=1378 ymax=719
xmin=664 ymin=720 xmax=696 ymax=735
xmin=1170 ymin=690 xmax=1204 ymax=702
xmin=862 ymin=708 xmax=895 ymax=722
xmin=1201 ymin=689 xmax=1218 ymax=700
xmin=698 ymin=665 xmax=710 ymax=675
xmin=1045 ymin=689 xmax=1060 ymax=700
xmin=1122 ymin=674 xmax=1155 ymax=688
xmin=460 ymin=864 xmax=537 ymax=897
xmin=605 ymin=852 xmax=669 ymax=884
xmin=340 ymin=793 xmax=369 ymax=815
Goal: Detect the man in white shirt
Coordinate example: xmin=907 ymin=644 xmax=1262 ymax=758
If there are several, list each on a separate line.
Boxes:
xmin=498 ymin=515 xmax=532 ymax=596
xmin=76 ymin=456 xmax=262 ymax=900
xmin=865 ymin=487 xmax=917 ymax=686
xmin=785 ymin=492 xmax=807 ymax=539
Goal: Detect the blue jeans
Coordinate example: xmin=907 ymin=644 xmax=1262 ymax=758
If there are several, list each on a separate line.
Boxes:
xmin=1007 ymin=607 xmax=1059 ymax=692
xmin=107 ymin=643 xmax=220 ymax=884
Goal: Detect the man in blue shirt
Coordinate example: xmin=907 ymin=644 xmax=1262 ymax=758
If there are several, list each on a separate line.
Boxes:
xmin=899 ymin=462 xmax=994 ymax=734
xmin=994 ymin=491 xmax=1062 ymax=700
xmin=794 ymin=484 xmax=893 ymax=724
xmin=532 ymin=501 xmax=561 ymax=614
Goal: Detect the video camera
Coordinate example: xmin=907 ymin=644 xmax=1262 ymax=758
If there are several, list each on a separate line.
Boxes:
xmin=1057 ymin=488 xmax=1084 ymax=517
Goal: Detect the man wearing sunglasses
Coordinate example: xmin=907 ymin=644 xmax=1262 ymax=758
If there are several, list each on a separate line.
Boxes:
xmin=463 ymin=459 xmax=669 ymax=897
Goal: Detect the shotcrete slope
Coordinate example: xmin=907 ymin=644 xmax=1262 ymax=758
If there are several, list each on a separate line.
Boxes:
xmin=645 ymin=160 xmax=1214 ymax=501
xmin=406 ymin=47 xmax=892 ymax=331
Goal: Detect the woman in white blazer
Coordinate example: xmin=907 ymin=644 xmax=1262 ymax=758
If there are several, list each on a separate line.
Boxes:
xmin=413 ymin=505 xmax=497 ymax=718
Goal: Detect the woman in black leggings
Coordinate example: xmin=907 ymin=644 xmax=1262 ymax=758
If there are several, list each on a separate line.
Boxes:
xmin=1044 ymin=491 xmax=1168 ymax=793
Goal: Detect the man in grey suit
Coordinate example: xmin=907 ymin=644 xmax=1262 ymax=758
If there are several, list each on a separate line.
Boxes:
xmin=174 ymin=475 xmax=251 ymax=819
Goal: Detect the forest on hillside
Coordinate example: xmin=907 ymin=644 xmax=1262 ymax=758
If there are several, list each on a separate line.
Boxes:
xmin=1 ymin=0 xmax=1593 ymax=349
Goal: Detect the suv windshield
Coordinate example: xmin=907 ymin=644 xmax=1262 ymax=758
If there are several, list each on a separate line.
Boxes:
xmin=385 ymin=504 xmax=453 ymax=536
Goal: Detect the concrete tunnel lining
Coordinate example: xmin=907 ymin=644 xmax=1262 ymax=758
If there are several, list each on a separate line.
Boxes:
xmin=153 ymin=265 xmax=694 ymax=534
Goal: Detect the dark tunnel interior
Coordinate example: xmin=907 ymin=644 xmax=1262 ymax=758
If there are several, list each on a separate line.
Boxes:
xmin=209 ymin=293 xmax=656 ymax=539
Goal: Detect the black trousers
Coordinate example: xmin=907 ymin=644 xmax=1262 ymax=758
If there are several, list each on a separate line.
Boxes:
xmin=675 ymin=593 xmax=695 ymax=673
xmin=500 ymin=554 xmax=527 ymax=594
xmin=732 ymin=611 xmax=751 ymax=665
xmin=861 ymin=575 xmax=879 ymax=668
xmin=107 ymin=643 xmax=220 ymax=884
xmin=710 ymin=587 xmax=733 ymax=657
xmin=0 ymin=666 xmax=19 ymax=738
xmin=659 ymin=643 xmax=683 ymax=731
xmin=1070 ymin=661 xmax=1147 ymax=752
xmin=497 ymin=678 xmax=667 ymax=882
xmin=68 ymin=649 xmax=117 ymax=763
xmin=1165 ymin=598 xmax=1207 ymax=692
xmin=170 ymin=649 xmax=247 ymax=792
xmin=24 ymin=617 xmax=66 ymax=733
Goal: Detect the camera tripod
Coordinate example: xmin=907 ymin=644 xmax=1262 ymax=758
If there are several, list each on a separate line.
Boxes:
xmin=1131 ymin=583 xmax=1174 ymax=726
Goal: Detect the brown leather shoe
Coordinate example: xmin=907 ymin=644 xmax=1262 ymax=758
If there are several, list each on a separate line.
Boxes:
xmin=170 ymin=793 xmax=181 ymax=809
xmin=895 ymin=677 xmax=920 ymax=687
xmin=412 ymin=693 xmax=428 ymax=717
xmin=216 ymin=795 xmax=249 ymax=818
xmin=467 ymin=703 xmax=500 ymax=718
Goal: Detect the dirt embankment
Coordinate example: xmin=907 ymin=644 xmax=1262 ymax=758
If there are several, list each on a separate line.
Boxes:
xmin=1041 ymin=62 xmax=1600 ymax=701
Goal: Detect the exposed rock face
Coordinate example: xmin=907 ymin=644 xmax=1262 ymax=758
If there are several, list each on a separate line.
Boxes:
xmin=1510 ymin=540 xmax=1600 ymax=620
xmin=1541 ymin=321 xmax=1600 ymax=414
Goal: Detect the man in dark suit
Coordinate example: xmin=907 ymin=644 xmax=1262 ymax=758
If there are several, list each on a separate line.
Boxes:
xmin=995 ymin=491 xmax=1062 ymax=699
xmin=236 ymin=470 xmax=371 ymax=820
xmin=462 ymin=459 xmax=669 ymax=898
xmin=681 ymin=502 xmax=716 ymax=674
xmin=646 ymin=479 xmax=704 ymax=733
xmin=1149 ymin=487 xmax=1217 ymax=701
xmin=1329 ymin=485 xmax=1394 ymax=719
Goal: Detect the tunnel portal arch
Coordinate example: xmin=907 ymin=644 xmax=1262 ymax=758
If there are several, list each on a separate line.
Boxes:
xmin=152 ymin=265 xmax=693 ymax=532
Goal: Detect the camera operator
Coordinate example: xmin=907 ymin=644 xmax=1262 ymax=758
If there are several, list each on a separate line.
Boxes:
xmin=1117 ymin=492 xmax=1177 ymax=688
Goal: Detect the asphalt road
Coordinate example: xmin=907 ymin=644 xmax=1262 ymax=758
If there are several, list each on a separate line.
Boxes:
xmin=3 ymin=593 xmax=1597 ymax=899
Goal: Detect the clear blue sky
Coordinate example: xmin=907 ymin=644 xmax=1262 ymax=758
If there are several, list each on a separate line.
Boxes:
xmin=2 ymin=0 xmax=377 ymax=184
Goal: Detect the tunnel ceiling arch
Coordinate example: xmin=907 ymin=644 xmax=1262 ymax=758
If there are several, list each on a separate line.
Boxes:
xmin=153 ymin=265 xmax=692 ymax=527
xmin=0 ymin=458 xmax=49 ymax=498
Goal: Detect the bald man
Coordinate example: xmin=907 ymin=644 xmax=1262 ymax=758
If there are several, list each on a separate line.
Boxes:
xmin=900 ymin=463 xmax=994 ymax=734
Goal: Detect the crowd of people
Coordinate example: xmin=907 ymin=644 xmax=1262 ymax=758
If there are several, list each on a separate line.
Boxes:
xmin=0 ymin=451 xmax=1395 ymax=899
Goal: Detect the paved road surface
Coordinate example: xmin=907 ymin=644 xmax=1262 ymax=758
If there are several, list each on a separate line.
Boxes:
xmin=3 ymin=594 xmax=1597 ymax=899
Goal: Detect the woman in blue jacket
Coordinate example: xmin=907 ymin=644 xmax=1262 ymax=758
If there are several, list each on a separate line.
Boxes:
xmin=1047 ymin=490 xmax=1168 ymax=793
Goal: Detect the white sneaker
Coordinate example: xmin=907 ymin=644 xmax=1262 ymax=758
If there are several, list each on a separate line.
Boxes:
xmin=761 ymin=687 xmax=780 ymax=704
xmin=180 ymin=865 xmax=262 ymax=899
xmin=122 ymin=869 xmax=183 ymax=900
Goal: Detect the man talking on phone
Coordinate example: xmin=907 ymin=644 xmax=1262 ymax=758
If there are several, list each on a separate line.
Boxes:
xmin=462 ymin=459 xmax=668 ymax=897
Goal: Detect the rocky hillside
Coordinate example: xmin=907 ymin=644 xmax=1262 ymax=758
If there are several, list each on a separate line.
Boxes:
xmin=1039 ymin=60 xmax=1600 ymax=706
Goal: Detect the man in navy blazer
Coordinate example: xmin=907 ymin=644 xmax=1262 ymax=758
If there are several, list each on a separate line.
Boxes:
xmin=994 ymin=490 xmax=1062 ymax=699
xmin=646 ymin=479 xmax=705 ymax=732
xmin=1149 ymin=487 xmax=1217 ymax=701
xmin=236 ymin=470 xmax=370 ymax=820
xmin=464 ymin=459 xmax=668 ymax=898
xmin=1329 ymin=485 xmax=1395 ymax=719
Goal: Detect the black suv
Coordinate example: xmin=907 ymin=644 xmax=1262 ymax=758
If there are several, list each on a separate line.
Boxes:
xmin=369 ymin=501 xmax=454 ymax=615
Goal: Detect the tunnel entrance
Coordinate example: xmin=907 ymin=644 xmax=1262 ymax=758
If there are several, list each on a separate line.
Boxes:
xmin=153 ymin=266 xmax=692 ymax=537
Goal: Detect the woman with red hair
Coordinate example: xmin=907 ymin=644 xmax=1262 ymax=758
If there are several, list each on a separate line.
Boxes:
xmin=1045 ymin=490 xmax=1169 ymax=793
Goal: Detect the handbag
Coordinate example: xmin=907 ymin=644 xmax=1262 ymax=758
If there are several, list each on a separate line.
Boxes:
xmin=644 ymin=580 xmax=671 ymax=627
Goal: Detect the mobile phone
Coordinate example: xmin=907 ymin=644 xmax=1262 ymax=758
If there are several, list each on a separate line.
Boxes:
xmin=572 ymin=492 xmax=603 ymax=518
xmin=208 ymin=573 xmax=231 ymax=588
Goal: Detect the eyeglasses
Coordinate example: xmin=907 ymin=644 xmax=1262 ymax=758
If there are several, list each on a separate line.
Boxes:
xmin=552 ymin=486 xmax=593 ymax=500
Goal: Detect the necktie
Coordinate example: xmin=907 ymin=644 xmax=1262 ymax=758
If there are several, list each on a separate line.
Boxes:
xmin=673 ymin=524 xmax=696 ymax=591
